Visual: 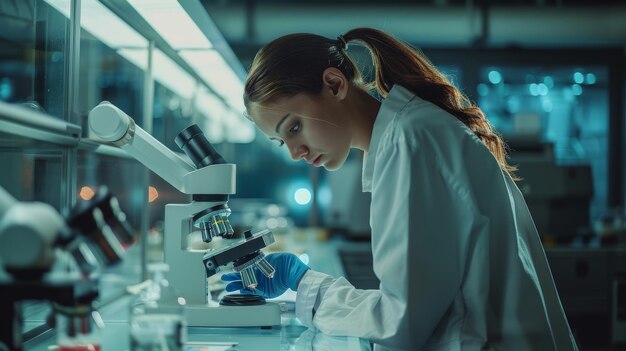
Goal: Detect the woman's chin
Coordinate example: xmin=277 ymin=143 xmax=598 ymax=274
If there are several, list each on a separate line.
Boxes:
xmin=322 ymin=158 xmax=342 ymax=171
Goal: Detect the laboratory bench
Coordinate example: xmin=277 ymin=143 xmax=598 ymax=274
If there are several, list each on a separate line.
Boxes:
xmin=20 ymin=231 xmax=372 ymax=351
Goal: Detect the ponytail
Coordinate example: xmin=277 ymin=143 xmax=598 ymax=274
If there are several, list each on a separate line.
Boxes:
xmin=340 ymin=28 xmax=518 ymax=179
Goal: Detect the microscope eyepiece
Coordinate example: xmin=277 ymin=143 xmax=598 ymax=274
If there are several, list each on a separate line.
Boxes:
xmin=175 ymin=124 xmax=226 ymax=168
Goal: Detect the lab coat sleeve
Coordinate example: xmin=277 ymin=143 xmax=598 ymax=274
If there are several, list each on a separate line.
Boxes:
xmin=303 ymin=132 xmax=476 ymax=350
xmin=296 ymin=269 xmax=337 ymax=328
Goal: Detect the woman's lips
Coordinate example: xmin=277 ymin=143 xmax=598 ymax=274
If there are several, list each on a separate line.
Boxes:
xmin=313 ymin=155 xmax=323 ymax=167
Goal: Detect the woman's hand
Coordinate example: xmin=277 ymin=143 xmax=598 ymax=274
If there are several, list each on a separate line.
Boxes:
xmin=221 ymin=252 xmax=310 ymax=299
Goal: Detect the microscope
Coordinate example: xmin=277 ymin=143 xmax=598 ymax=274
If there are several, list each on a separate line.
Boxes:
xmin=88 ymin=102 xmax=281 ymax=328
xmin=0 ymin=186 xmax=136 ymax=351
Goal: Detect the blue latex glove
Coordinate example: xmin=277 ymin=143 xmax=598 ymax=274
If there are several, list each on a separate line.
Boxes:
xmin=221 ymin=253 xmax=310 ymax=299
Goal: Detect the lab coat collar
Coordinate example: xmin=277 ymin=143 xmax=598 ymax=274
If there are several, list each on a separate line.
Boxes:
xmin=362 ymin=85 xmax=416 ymax=192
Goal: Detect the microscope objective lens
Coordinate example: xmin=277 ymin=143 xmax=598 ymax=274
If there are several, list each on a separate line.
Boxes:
xmin=255 ymin=258 xmax=275 ymax=278
xmin=240 ymin=267 xmax=258 ymax=289
xmin=223 ymin=220 xmax=234 ymax=238
xmin=210 ymin=215 xmax=226 ymax=236
xmin=199 ymin=221 xmax=213 ymax=242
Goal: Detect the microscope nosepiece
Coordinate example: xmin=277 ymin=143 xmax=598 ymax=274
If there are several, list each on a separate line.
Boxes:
xmin=193 ymin=206 xmax=235 ymax=242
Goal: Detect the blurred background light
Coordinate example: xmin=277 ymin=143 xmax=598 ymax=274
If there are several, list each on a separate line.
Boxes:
xmin=572 ymin=84 xmax=583 ymax=96
xmin=266 ymin=217 xmax=279 ymax=229
xmin=488 ymin=70 xmax=503 ymax=84
xmin=529 ymin=83 xmax=540 ymax=96
xmin=79 ymin=186 xmax=95 ymax=201
xmin=573 ymin=72 xmax=585 ymax=84
xmin=585 ymin=73 xmax=597 ymax=85
xmin=267 ymin=204 xmax=281 ymax=216
xmin=294 ymin=188 xmax=312 ymax=206
xmin=0 ymin=78 xmax=12 ymax=100
xmin=148 ymin=186 xmax=159 ymax=203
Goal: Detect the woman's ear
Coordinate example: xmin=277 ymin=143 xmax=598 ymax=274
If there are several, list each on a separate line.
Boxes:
xmin=322 ymin=67 xmax=348 ymax=101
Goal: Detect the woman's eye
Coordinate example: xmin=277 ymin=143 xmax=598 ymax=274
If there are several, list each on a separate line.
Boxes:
xmin=274 ymin=139 xmax=285 ymax=147
xmin=288 ymin=121 xmax=301 ymax=135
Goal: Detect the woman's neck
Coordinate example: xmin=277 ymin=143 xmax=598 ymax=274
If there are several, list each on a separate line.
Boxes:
xmin=348 ymin=87 xmax=381 ymax=152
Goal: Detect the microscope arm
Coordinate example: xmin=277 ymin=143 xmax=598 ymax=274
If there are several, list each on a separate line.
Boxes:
xmin=88 ymin=102 xmax=194 ymax=190
xmin=88 ymin=102 xmax=235 ymax=195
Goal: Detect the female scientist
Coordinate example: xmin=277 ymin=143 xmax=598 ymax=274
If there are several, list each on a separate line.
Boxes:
xmin=222 ymin=28 xmax=578 ymax=350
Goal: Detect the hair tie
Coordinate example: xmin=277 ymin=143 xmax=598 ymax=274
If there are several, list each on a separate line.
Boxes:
xmin=336 ymin=35 xmax=348 ymax=50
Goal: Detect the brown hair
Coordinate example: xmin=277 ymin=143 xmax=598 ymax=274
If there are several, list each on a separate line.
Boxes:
xmin=244 ymin=28 xmax=517 ymax=178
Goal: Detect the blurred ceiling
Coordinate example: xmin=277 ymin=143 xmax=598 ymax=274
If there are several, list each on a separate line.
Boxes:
xmin=200 ymin=0 xmax=626 ymax=66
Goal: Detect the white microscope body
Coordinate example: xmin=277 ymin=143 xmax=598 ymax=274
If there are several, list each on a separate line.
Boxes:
xmin=88 ymin=102 xmax=280 ymax=327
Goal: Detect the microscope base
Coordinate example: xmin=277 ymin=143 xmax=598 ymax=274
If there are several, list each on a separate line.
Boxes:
xmin=186 ymin=302 xmax=281 ymax=327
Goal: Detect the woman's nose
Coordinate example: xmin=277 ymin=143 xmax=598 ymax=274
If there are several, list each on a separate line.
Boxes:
xmin=289 ymin=143 xmax=309 ymax=161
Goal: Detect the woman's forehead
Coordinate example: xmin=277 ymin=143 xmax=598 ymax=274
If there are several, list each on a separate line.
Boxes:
xmin=251 ymin=94 xmax=317 ymax=115
xmin=249 ymin=102 xmax=289 ymax=122
xmin=248 ymin=102 xmax=290 ymax=135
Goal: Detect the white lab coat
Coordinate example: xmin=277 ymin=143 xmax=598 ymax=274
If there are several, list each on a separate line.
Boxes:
xmin=295 ymin=85 xmax=578 ymax=351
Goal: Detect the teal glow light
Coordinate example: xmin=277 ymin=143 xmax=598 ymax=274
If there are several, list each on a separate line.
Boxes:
xmin=573 ymin=72 xmax=585 ymax=84
xmin=488 ymin=70 xmax=502 ymax=84
xmin=585 ymin=73 xmax=596 ymax=85
xmin=294 ymin=188 xmax=312 ymax=205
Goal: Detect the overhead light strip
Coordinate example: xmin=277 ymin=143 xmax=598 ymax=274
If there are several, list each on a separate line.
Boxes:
xmin=127 ymin=0 xmax=213 ymax=50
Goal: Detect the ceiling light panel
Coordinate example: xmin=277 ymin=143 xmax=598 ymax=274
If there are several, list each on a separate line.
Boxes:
xmin=128 ymin=0 xmax=213 ymax=49
xmin=81 ymin=0 xmax=148 ymax=49
xmin=179 ymin=49 xmax=244 ymax=111
xmin=153 ymin=49 xmax=196 ymax=99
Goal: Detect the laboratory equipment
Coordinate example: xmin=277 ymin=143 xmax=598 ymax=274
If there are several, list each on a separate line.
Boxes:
xmin=0 ymin=186 xmax=135 ymax=351
xmin=88 ymin=101 xmax=281 ymax=327
xmin=130 ymin=263 xmax=185 ymax=351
